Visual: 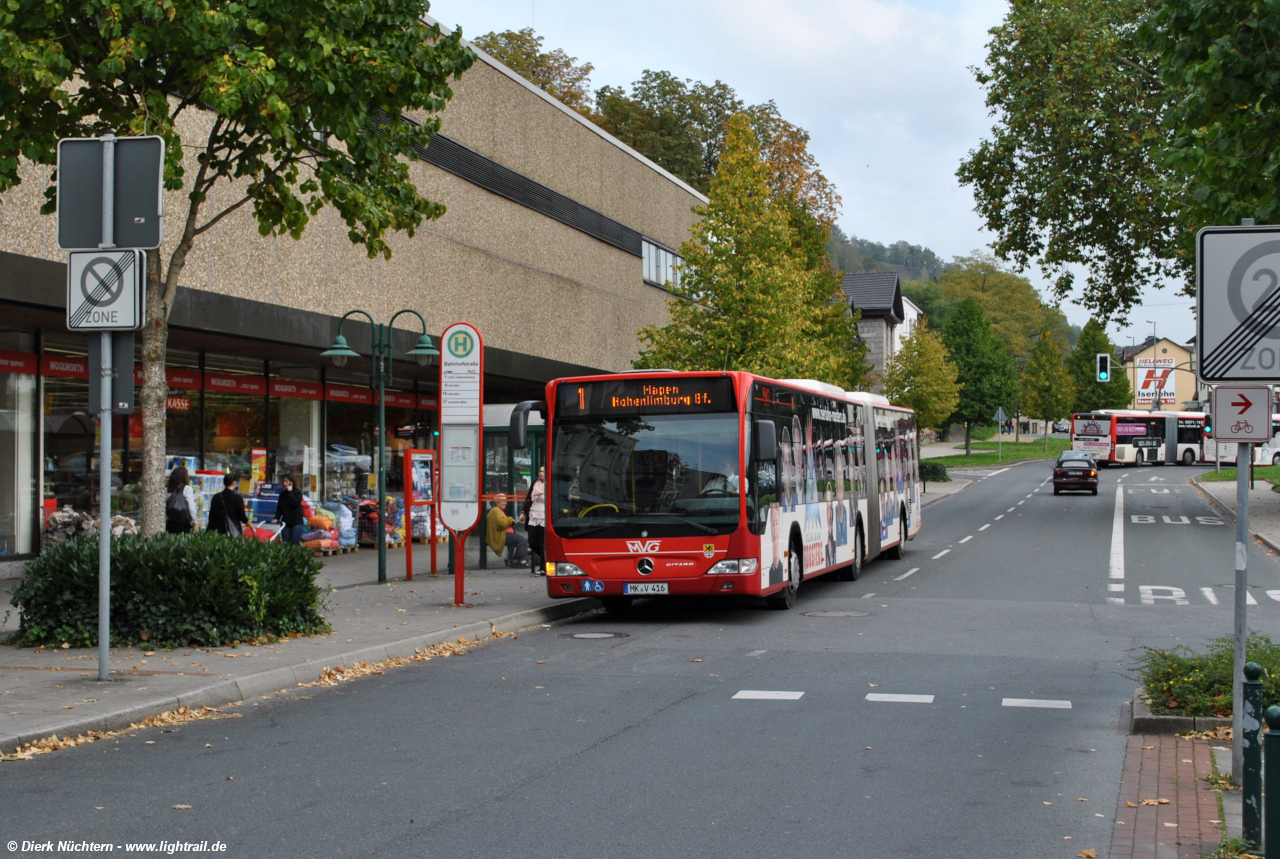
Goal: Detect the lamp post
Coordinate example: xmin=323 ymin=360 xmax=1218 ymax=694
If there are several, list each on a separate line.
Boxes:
xmin=322 ymin=310 xmax=438 ymax=585
xmin=1146 ymin=321 xmax=1159 ymax=411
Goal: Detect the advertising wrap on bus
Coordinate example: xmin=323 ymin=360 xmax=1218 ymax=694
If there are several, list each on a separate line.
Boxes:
xmin=512 ymin=372 xmax=922 ymax=612
xmin=1071 ymin=410 xmax=1209 ymax=465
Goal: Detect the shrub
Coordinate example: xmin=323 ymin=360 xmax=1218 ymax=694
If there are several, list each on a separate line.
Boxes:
xmin=919 ymin=461 xmax=950 ymax=483
xmin=1130 ymin=633 xmax=1280 ymax=716
xmin=10 ymin=533 xmax=329 ymax=647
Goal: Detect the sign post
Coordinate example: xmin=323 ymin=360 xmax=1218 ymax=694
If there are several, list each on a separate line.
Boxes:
xmin=59 ymin=132 xmax=163 ymax=683
xmin=1198 ymin=220 xmax=1280 ymax=781
xmin=403 ymin=449 xmax=437 ymax=580
xmin=993 ymin=407 xmax=1007 ymax=462
xmin=439 ymin=323 xmax=483 ymax=605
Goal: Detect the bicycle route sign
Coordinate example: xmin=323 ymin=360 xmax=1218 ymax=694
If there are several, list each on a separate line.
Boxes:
xmin=1211 ymin=386 xmax=1271 ymax=443
xmin=1197 ymin=225 xmax=1280 ymax=381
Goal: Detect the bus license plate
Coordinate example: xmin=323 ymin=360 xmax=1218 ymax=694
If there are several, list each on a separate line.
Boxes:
xmin=624 ymin=582 xmax=668 ymax=595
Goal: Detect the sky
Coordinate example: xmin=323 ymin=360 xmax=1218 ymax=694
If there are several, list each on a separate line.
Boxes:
xmin=433 ymin=0 xmax=1197 ymax=348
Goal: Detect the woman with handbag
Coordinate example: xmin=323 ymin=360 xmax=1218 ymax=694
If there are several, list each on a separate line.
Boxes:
xmin=165 ymin=467 xmax=197 ymax=534
xmin=523 ymin=466 xmax=546 ymax=575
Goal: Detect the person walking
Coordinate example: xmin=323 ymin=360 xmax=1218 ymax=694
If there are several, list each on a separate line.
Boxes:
xmin=523 ymin=466 xmax=547 ymax=575
xmin=165 ymin=466 xmax=197 ymax=534
xmin=273 ymin=474 xmax=306 ymax=545
xmin=485 ymin=500 xmax=529 ymax=567
xmin=208 ymin=473 xmax=250 ymax=536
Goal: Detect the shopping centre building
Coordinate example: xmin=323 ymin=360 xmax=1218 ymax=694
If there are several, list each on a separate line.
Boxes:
xmin=0 ymin=40 xmax=705 ymax=558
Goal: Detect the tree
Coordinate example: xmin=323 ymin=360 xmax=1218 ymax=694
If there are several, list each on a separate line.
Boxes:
xmin=472 ymin=28 xmax=596 ymax=117
xmin=901 ymin=280 xmax=956 ymax=332
xmin=880 ymin=321 xmax=961 ymax=431
xmin=634 ymin=115 xmax=868 ymax=388
xmin=937 ymin=254 xmax=1071 ymax=361
xmin=1020 ymin=331 xmax=1076 ymax=450
xmin=596 ymin=71 xmax=745 ymax=193
xmin=956 ymin=0 xmax=1179 ymax=323
xmin=942 ymin=299 xmax=1019 ymax=454
xmin=0 ymin=0 xmax=476 ymax=536
xmin=1067 ymin=319 xmax=1133 ymax=412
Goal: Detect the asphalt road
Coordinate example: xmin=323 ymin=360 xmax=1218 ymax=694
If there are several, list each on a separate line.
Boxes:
xmin=2 ymin=461 xmax=1276 ymax=858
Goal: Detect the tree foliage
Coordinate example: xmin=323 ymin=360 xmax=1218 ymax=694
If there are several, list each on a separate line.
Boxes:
xmin=472 ymin=28 xmax=596 ymax=117
xmin=942 ymin=299 xmax=1019 ymax=453
xmin=956 ymin=0 xmax=1178 ymax=322
xmin=936 ymin=254 xmax=1071 ymax=361
xmin=1067 ymin=319 xmax=1133 ymax=412
xmin=634 ymin=115 xmax=868 ymax=388
xmin=880 ymin=321 xmax=961 ymax=431
xmin=1020 ymin=331 xmax=1076 ymax=446
xmin=827 ymin=225 xmax=946 ymax=281
xmin=0 ymin=0 xmax=475 ymax=535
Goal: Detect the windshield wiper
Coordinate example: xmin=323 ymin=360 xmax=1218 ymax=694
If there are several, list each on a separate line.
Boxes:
xmin=558 ymin=512 xmax=719 ymax=539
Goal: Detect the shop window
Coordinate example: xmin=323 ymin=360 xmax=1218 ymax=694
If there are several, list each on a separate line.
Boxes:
xmin=0 ymin=330 xmax=36 ymax=554
xmin=325 ymin=400 xmax=374 ymax=501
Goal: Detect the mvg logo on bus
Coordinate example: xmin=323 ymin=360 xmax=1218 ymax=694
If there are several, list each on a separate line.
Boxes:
xmin=626 ymin=540 xmax=661 ymax=553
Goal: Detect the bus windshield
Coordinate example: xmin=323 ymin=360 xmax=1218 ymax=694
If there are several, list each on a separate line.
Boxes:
xmin=551 ymin=412 xmax=741 ymax=539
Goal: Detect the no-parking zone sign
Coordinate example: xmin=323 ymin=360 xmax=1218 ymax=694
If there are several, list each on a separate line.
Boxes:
xmin=66 ymin=249 xmax=144 ymax=330
xmin=1197 ymin=225 xmax=1280 ymax=381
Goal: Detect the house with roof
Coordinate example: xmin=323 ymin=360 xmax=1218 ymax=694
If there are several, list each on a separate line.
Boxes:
xmin=839 ymin=271 xmax=920 ymax=390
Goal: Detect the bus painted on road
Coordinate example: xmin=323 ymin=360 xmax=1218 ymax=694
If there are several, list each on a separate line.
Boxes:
xmin=1071 ymin=410 xmax=1207 ymax=465
xmin=509 ymin=372 xmax=921 ymax=611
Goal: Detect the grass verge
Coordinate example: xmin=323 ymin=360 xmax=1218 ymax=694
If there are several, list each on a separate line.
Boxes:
xmin=1199 ymin=465 xmax=1280 ymax=483
xmin=928 ymin=437 xmax=1071 ymax=468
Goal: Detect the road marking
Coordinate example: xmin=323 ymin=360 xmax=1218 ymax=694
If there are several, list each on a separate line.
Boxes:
xmin=866 ymin=693 xmax=934 ymax=703
xmin=1151 ymin=488 xmax=1170 ymax=494
xmin=1026 ymin=494 xmax=1033 ymax=498
xmin=1110 ymin=486 xmax=1124 ymax=580
xmin=861 ymin=592 xmax=876 ymax=599
xmin=1108 ymin=583 xmax=1124 ymax=592
xmin=1007 ymin=507 xmax=1016 ymax=512
xmin=747 ymin=650 xmax=766 ymax=657
xmin=733 ymin=690 xmax=803 ymax=700
xmin=1269 ymin=591 xmax=1280 ymax=602
xmin=1003 ymin=698 xmax=1071 ymax=709
xmin=894 ymin=568 xmax=919 ymax=581
xmin=979 ymin=524 xmax=990 ymax=531
xmin=959 ymin=536 xmax=973 ymax=544
xmin=1162 ymin=515 xmax=1190 ymax=525
xmin=989 ymin=468 xmax=1010 ymax=476
xmin=1107 ymin=597 xmax=1125 ymax=605
xmin=1202 ymin=588 xmax=1219 ymax=605
xmin=932 ymin=549 xmax=950 ymax=559
xmin=1140 ymin=586 xmax=1189 ymax=605
xmin=1017 ymin=501 xmax=1025 ymax=505
xmin=995 ymin=515 xmax=1004 ymax=520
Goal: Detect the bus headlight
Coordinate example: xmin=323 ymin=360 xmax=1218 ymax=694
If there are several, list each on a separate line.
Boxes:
xmin=556 ymin=563 xmax=585 ymax=577
xmin=708 ymin=559 xmax=759 ymax=575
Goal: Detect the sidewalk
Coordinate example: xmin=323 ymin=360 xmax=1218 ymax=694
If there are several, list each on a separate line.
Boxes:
xmin=1193 ymin=471 xmax=1280 ymax=553
xmin=0 ymin=540 xmax=596 ymax=755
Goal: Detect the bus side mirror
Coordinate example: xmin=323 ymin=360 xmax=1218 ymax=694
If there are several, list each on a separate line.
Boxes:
xmin=752 ymin=420 xmax=777 ymax=462
xmin=510 ymin=400 xmax=546 ymax=450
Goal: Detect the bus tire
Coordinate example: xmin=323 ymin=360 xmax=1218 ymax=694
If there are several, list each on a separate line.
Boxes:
xmin=885 ymin=515 xmax=907 ymax=560
xmin=767 ymin=539 xmax=802 ymax=610
xmin=837 ymin=525 xmax=863 ymax=581
xmin=1272 ymin=453 xmax=1280 ymax=467
xmin=1182 ymin=450 xmax=1195 ymax=466
xmin=601 ymin=597 xmax=633 ymax=614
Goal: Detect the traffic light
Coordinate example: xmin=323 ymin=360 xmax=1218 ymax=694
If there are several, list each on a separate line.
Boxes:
xmin=1096 ymin=353 xmax=1111 ymax=382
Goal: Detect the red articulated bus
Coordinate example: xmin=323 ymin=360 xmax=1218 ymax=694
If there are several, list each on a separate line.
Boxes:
xmin=509 ymin=371 xmax=921 ymax=612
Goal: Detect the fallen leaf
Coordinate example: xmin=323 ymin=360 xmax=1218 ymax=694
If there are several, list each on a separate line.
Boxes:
xmin=1078 ymin=798 xmax=1088 ymax=802
xmin=205 ymin=744 xmax=212 ymax=748
xmin=1063 ymin=836 xmax=1072 ymax=839
xmin=865 ymin=746 xmax=873 ymax=750
xmin=226 ymin=777 xmax=233 ymax=781
xmin=1140 ymin=745 xmax=1154 ymax=750
xmin=1043 ymin=802 xmax=1052 ymax=806
xmin=1163 ymin=822 xmax=1177 ymax=828
xmin=690 ymin=659 xmax=702 ymax=663
xmin=61 ymin=706 xmax=73 ymax=710
xmin=1181 ymin=759 xmax=1193 ymax=763
xmin=144 ymin=741 xmax=154 ymax=745
xmin=1210 ymin=819 xmax=1222 ymax=824
xmin=536 ymin=661 xmax=546 ymax=664
xmin=1141 ymin=798 xmax=1170 ymax=806
xmin=144 ymin=652 xmax=154 ymax=657
xmin=1078 ymin=850 xmax=1098 ymax=858
xmin=172 ymin=805 xmax=191 ymax=810
xmin=61 ymin=643 xmax=69 ymax=649
xmin=868 ymin=683 xmax=880 ymax=687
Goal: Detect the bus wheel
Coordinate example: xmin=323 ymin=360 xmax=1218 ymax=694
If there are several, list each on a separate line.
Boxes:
xmin=767 ymin=540 xmax=802 ymax=610
xmin=837 ymin=526 xmax=862 ymax=581
xmin=885 ymin=516 xmax=907 ymax=560
xmin=601 ymin=597 xmax=633 ymax=614
xmin=1272 ymin=453 xmax=1280 ymax=467
xmin=1183 ymin=450 xmax=1196 ymax=466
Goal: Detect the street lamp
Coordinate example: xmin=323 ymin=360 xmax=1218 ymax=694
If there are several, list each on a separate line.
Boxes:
xmin=1146 ymin=321 xmax=1160 ymax=411
xmin=322 ymin=309 xmax=438 ymax=584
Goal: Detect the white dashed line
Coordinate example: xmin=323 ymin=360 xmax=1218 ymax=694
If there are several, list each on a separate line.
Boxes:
xmin=1110 ymin=486 xmax=1125 ymax=581
xmin=995 ymin=515 xmax=1004 ymax=520
xmin=1026 ymin=494 xmax=1033 ymax=498
xmin=932 ymin=549 xmax=950 ymax=559
xmin=1003 ymin=698 xmax=1071 ymax=709
xmin=979 ymin=524 xmax=990 ymax=531
xmin=1017 ymin=501 xmax=1025 ymax=506
xmin=1007 ymin=507 xmax=1016 ymax=513
xmin=861 ymin=593 xmax=876 ymax=599
xmin=894 ymin=568 xmax=919 ymax=581
xmin=748 ymin=650 xmax=766 ymax=657
xmin=733 ymin=690 xmax=803 ymax=700
xmin=959 ymin=536 xmax=973 ymax=544
xmin=866 ymin=693 xmax=935 ymax=704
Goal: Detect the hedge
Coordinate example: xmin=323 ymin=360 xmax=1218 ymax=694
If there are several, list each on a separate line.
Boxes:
xmin=9 ymin=533 xmax=329 ymax=648
xmin=1132 ymin=633 xmax=1280 ymax=716
xmin=919 ymin=461 xmax=950 ymax=483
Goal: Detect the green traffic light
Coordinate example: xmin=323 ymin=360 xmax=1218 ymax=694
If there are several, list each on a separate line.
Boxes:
xmin=1099 ymin=371 xmax=1109 ymax=381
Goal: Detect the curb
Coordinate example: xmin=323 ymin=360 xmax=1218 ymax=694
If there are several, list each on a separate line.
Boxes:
xmin=1190 ymin=476 xmax=1280 ymax=556
xmin=920 ymin=479 xmax=971 ymax=509
xmin=1129 ymin=687 xmax=1231 ymax=735
xmin=0 ymin=597 xmax=598 ymax=754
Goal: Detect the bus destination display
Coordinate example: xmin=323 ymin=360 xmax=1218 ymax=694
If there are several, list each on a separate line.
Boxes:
xmin=557 ymin=377 xmax=735 ymax=416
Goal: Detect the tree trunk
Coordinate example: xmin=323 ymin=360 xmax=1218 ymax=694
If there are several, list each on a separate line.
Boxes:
xmin=139 ymin=250 xmax=169 ymax=537
xmin=964 ymin=421 xmax=971 ymax=456
xmin=1015 ymin=412 xmax=1021 ymax=443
